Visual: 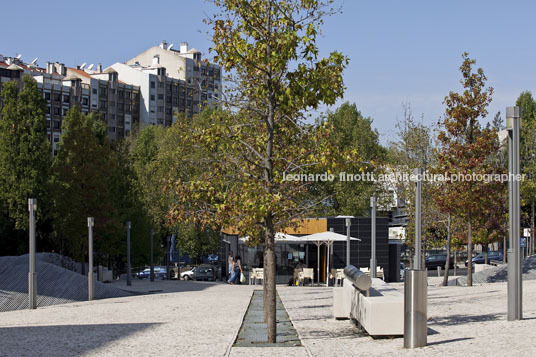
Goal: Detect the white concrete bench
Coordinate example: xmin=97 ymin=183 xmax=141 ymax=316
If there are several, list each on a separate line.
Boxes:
xmin=333 ymin=273 xmax=403 ymax=336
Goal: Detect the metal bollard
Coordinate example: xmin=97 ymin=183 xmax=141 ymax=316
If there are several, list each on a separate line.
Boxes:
xmin=404 ymin=269 xmax=427 ymax=348
xmin=98 ymin=265 xmax=103 ymax=282
xmin=437 ymin=266 xmax=441 ymax=277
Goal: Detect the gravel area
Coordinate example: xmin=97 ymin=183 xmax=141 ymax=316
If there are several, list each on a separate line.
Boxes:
xmin=279 ymin=280 xmax=536 ymax=356
xmin=457 ymin=255 xmax=536 ymax=285
xmin=0 ymin=281 xmax=255 ymax=357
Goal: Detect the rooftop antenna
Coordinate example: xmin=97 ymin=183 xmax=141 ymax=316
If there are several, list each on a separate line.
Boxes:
xmin=80 ymin=62 xmax=86 ymax=70
xmin=87 ymin=64 xmax=94 ymax=71
xmin=30 ymin=57 xmax=38 ymax=65
xmin=168 ymin=43 xmax=174 ymax=51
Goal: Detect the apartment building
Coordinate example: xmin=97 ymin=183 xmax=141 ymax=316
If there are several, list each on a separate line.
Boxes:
xmin=1 ymin=41 xmax=221 ymax=147
xmin=115 ymin=40 xmax=221 ymax=127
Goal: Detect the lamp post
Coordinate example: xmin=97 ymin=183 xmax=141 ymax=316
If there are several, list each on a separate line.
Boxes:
xmin=126 ymin=221 xmax=131 ymax=286
xmin=370 ymin=196 xmax=377 ymax=278
xmin=28 ymin=198 xmax=37 ymax=309
xmin=150 ymin=229 xmax=155 ymax=282
xmin=506 ymin=106 xmax=522 ymax=321
xmin=404 ymin=168 xmax=427 ymax=348
xmin=88 ymin=217 xmax=94 ymax=301
xmin=345 ymin=218 xmax=351 ymax=267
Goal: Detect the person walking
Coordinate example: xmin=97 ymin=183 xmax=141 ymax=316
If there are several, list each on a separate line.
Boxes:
xmin=228 ymin=251 xmax=234 ymax=280
xmin=229 ymin=255 xmax=242 ymax=284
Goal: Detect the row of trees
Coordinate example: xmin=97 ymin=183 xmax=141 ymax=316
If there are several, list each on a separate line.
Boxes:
xmin=1 ymin=0 xmax=534 ymax=342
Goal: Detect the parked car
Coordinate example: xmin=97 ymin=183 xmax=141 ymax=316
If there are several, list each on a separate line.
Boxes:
xmin=425 ymin=254 xmax=453 ymax=269
xmin=137 ymin=266 xmax=167 ymax=280
xmin=181 ymin=265 xmax=216 ymax=281
xmin=194 ymin=265 xmax=216 ymax=281
xmin=465 ymin=251 xmax=504 ymax=266
xmin=181 ymin=267 xmax=195 ymax=280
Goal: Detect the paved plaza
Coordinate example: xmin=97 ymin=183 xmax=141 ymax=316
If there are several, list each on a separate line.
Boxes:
xmin=1 ymin=279 xmax=536 ymax=356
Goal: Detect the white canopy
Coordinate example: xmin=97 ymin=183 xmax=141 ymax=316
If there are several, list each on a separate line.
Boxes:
xmin=301 ymin=231 xmax=361 ymax=243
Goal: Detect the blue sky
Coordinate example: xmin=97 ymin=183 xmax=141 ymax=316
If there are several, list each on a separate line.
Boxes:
xmin=2 ymin=0 xmax=535 ymax=144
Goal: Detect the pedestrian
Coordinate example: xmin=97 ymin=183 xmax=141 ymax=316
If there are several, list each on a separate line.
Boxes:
xmin=229 ymin=255 xmax=242 ymax=284
xmin=228 ymin=251 xmax=234 ymax=279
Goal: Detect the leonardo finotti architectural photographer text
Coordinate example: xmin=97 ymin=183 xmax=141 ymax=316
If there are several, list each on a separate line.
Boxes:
xmin=281 ymin=171 xmax=527 ymax=183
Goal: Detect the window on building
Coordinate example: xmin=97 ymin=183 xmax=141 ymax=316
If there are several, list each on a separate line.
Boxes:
xmin=53 ymin=136 xmax=60 ymax=143
xmin=82 ymin=97 xmax=89 ymax=106
xmin=53 ymin=107 xmax=60 ymax=115
xmin=62 ymin=108 xmax=67 ymax=116
xmin=118 ymin=90 xmax=123 ymax=97
xmin=158 ymin=106 xmax=164 ymax=113
xmin=111 ymin=114 xmax=116 ymax=120
xmin=151 ymin=81 xmax=155 ymax=88
xmin=108 ymin=127 xmax=116 ymax=133
xmin=111 ymin=88 xmax=116 ymax=95
xmin=150 ymin=94 xmax=155 ymax=101
xmin=63 ymin=95 xmax=69 ymax=103
xmin=47 ymin=106 xmax=51 ymax=114
xmin=159 ymin=82 xmax=164 ymax=88
xmin=92 ymin=88 xmax=97 ymax=95
xmin=158 ymin=94 xmax=164 ymax=100
xmin=44 ymin=92 xmax=51 ymax=101
xmin=54 ymin=93 xmax=61 ymax=102
xmin=100 ymin=100 xmax=106 ymax=110
xmin=100 ymin=87 xmax=107 ymax=96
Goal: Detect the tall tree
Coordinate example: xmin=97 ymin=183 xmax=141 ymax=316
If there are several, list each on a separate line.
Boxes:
xmin=435 ymin=53 xmax=498 ymax=287
xmin=516 ymin=92 xmax=536 ymax=255
xmin=315 ymin=102 xmax=385 ymax=216
xmin=52 ymin=107 xmax=123 ymax=263
xmin=166 ymin=0 xmax=350 ymax=342
xmin=0 ymin=76 xmax=51 ymax=253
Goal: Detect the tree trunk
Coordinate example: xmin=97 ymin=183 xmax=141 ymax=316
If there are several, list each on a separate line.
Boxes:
xmin=484 ymin=244 xmax=489 ymax=265
xmin=264 ymin=215 xmax=277 ymax=343
xmin=467 ymin=215 xmax=473 ymax=286
xmin=454 ymin=250 xmax=457 ymax=276
xmin=442 ymin=214 xmax=451 ymax=286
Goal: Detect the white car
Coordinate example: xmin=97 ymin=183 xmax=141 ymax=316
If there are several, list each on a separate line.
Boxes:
xmin=181 ymin=267 xmax=195 ymax=280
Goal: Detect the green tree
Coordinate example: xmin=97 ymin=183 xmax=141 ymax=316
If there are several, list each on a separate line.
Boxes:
xmin=165 ymin=0 xmax=350 ymax=341
xmin=52 ymin=107 xmax=123 ymax=264
xmin=435 ymin=53 xmax=500 ymax=287
xmin=516 ymin=92 xmax=536 ymax=255
xmin=315 ymin=102 xmax=385 ymax=216
xmin=0 ymin=76 xmax=51 ymax=253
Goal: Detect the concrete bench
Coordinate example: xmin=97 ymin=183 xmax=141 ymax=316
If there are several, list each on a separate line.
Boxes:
xmin=333 ymin=268 xmax=403 ymax=336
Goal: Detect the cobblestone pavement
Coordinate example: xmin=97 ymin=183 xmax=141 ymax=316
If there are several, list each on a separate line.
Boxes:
xmin=0 ymin=281 xmax=255 ymax=357
xmin=4 ymin=279 xmax=536 ymax=356
xmin=278 ymin=281 xmax=536 ymax=357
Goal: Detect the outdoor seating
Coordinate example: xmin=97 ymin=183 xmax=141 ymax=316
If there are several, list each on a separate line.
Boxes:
xmin=333 ymin=265 xmax=403 ymax=336
xmin=330 ymin=268 xmax=345 ymax=286
xmin=298 ymin=268 xmax=314 ymax=286
xmin=253 ymin=268 xmax=264 ymax=285
xmin=360 ymin=267 xmax=385 ymax=281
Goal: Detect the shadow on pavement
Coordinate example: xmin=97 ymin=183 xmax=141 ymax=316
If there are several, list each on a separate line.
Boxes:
xmin=427 ymin=337 xmax=473 ymax=346
xmin=0 ymin=323 xmax=160 ymax=356
xmin=429 ymin=313 xmax=502 ymax=326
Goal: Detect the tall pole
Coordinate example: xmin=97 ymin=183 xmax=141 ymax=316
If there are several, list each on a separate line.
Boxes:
xmin=166 ymin=236 xmax=171 ymax=280
xmin=404 ymin=168 xmax=427 ymax=349
xmin=28 ymin=198 xmax=37 ymax=309
xmin=370 ymin=197 xmax=377 ymax=278
xmin=150 ymin=228 xmax=155 ymax=282
xmin=88 ymin=217 xmax=94 ymax=301
xmin=126 ymin=221 xmax=131 ymax=286
xmin=414 ymin=168 xmax=423 ymax=270
xmin=345 ymin=218 xmax=351 ymax=266
xmin=506 ymin=106 xmax=522 ymax=321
